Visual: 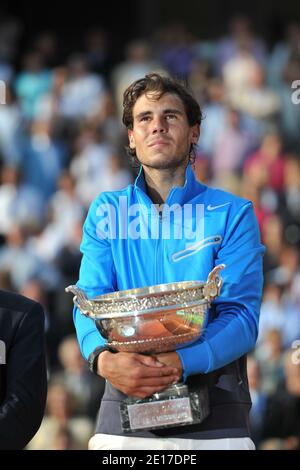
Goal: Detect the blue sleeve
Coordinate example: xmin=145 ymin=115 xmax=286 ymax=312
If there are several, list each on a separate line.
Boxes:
xmin=177 ymin=202 xmax=265 ymax=381
xmin=73 ymin=197 xmax=117 ymax=360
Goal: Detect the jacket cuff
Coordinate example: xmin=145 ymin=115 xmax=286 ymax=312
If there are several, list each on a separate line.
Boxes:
xmin=81 ymin=329 xmax=106 ymax=360
xmin=176 ymin=341 xmax=212 ymax=381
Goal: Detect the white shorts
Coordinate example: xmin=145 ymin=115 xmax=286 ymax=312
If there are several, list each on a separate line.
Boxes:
xmin=88 ymin=433 xmax=256 ymax=450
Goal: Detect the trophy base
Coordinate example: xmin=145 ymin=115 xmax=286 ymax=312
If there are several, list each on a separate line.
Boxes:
xmin=120 ymin=384 xmax=210 ymax=433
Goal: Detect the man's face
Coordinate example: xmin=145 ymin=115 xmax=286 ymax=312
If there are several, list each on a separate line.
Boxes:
xmin=128 ymin=92 xmax=200 ymax=170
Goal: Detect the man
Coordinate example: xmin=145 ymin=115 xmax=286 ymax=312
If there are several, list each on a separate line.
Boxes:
xmin=0 ymin=290 xmax=47 ymax=449
xmin=73 ymin=73 xmax=264 ymax=450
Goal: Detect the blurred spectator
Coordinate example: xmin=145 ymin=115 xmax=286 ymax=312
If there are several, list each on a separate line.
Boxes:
xmin=188 ymin=58 xmax=212 ymax=106
xmin=223 ymin=46 xmax=262 ymax=104
xmin=244 ymin=132 xmax=286 ymax=192
xmin=33 ymin=31 xmax=59 ymax=68
xmin=54 ymin=220 xmax=83 ymax=287
xmin=216 ymin=15 xmax=267 ymax=74
xmin=21 ymin=119 xmax=67 ymax=202
xmin=197 ymin=78 xmax=227 ymax=157
xmin=50 ymin=425 xmax=77 ymax=450
xmin=0 ymin=13 xmax=22 ymax=61
xmin=59 ymin=53 xmax=108 ymax=120
xmin=0 ymin=166 xmax=45 ymax=236
xmin=0 ymin=270 xmax=13 ymax=291
xmin=0 ymin=85 xmax=22 ymax=166
xmin=84 ymin=28 xmax=112 ymax=78
xmin=35 ymin=66 xmax=66 ymax=123
xmin=258 ymin=283 xmax=285 ymax=341
xmin=210 ymin=108 xmax=251 ymax=181
xmin=274 ymin=243 xmax=300 ymax=290
xmin=51 ymin=335 xmax=105 ymax=419
xmin=260 ymin=349 xmax=300 ymax=450
xmin=29 ymin=223 xmax=66 ymax=265
xmin=48 ymin=171 xmax=85 ymax=235
xmin=29 ymin=171 xmax=85 ymax=265
xmin=27 ymin=382 xmax=93 ymax=450
xmin=277 ymin=156 xmax=300 ymax=247
xmin=258 ymin=266 xmax=300 ymax=353
xmin=19 ymin=278 xmax=50 ymax=332
xmin=267 ymin=22 xmax=300 ymax=89
xmin=240 ymin=178 xmax=272 ymax=235
xmin=261 ymin=214 xmax=283 ymax=271
xmin=255 ymin=329 xmax=285 ymax=396
xmin=230 ymin=65 xmax=280 ymax=136
xmin=278 ymin=51 xmax=300 ymax=150
xmin=14 ymin=51 xmax=52 ymax=120
xmin=70 ymin=123 xmax=132 ymax=207
xmin=111 ymin=39 xmax=164 ymax=120
xmin=0 ymin=225 xmax=60 ymax=291
xmin=154 ymin=22 xmax=195 ymax=79
xmin=247 ymin=356 xmax=268 ymax=447
xmin=0 ymin=13 xmax=22 ymax=82
xmin=101 ymin=152 xmax=133 ymax=192
xmin=52 ymin=221 xmax=84 ymax=349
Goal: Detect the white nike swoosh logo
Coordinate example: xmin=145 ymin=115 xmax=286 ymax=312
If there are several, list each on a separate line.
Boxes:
xmin=207 ymin=202 xmax=231 ymax=211
xmin=172 ymin=235 xmax=222 ymax=262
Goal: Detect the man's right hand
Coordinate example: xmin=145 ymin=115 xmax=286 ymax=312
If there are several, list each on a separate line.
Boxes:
xmin=97 ymin=351 xmax=181 ymax=399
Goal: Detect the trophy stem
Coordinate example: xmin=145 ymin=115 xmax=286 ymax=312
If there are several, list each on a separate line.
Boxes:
xmin=153 ymin=382 xmax=187 ymax=400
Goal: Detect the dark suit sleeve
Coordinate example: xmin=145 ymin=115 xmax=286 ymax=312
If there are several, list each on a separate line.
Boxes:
xmin=0 ymin=303 xmax=47 ymax=449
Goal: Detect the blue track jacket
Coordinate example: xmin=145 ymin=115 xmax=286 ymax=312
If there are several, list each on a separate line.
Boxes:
xmin=74 ymin=164 xmax=264 ymax=383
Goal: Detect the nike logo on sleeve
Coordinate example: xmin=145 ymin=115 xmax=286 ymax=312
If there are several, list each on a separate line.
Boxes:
xmin=207 ymin=202 xmax=231 ymax=211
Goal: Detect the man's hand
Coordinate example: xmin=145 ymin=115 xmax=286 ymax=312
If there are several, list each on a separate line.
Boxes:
xmin=155 ymin=352 xmax=183 ymax=381
xmin=97 ymin=351 xmax=181 ymax=399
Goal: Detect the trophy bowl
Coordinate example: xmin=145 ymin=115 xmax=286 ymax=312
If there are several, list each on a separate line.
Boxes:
xmin=66 ymin=265 xmax=225 ymax=354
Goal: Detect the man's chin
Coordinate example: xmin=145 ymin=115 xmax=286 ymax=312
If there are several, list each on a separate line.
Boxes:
xmin=140 ymin=157 xmax=187 ymax=171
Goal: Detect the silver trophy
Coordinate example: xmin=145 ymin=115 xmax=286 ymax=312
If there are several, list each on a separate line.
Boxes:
xmin=66 ymin=264 xmax=225 ymax=432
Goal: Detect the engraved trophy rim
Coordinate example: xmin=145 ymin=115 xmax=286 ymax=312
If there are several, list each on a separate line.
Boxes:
xmin=93 ymin=280 xmax=206 ymax=301
xmin=65 ymin=264 xmax=225 ymax=321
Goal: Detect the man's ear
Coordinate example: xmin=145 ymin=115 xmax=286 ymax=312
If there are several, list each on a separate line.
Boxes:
xmin=128 ymin=130 xmax=135 ymax=149
xmin=190 ymin=124 xmax=200 ymax=144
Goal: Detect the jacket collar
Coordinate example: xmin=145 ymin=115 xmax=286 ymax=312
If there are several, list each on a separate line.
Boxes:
xmin=134 ymin=164 xmax=205 ymax=207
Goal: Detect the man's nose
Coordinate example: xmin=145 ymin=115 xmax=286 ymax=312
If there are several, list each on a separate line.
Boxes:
xmin=151 ymin=116 xmax=167 ymax=133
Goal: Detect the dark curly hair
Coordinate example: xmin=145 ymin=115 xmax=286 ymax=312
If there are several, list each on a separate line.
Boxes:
xmin=122 ymin=73 xmax=203 ymax=166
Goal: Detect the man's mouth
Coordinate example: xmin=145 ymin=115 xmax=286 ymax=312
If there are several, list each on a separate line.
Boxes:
xmin=148 ymin=139 xmax=170 ymax=147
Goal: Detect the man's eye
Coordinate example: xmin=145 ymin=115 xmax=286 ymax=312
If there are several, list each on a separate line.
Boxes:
xmin=140 ymin=116 xmax=150 ymax=121
xmin=166 ymin=114 xmax=176 ymax=120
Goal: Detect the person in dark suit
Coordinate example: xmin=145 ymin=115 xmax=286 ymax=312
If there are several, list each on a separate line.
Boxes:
xmin=0 ymin=290 xmax=47 ymax=449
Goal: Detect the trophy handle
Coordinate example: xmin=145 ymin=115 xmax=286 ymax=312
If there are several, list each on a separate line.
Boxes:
xmin=203 ymin=264 xmax=225 ymax=302
xmin=65 ymin=285 xmax=93 ymax=315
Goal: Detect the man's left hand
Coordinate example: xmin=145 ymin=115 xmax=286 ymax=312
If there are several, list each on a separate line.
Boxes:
xmin=154 ymin=352 xmax=183 ymax=381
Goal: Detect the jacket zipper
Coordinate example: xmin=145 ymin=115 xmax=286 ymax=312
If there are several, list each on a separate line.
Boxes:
xmin=136 ymin=188 xmax=163 ymax=285
xmin=155 ymin=213 xmax=163 ymax=284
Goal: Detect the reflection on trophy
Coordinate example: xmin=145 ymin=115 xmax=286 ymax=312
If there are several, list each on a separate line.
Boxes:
xmin=66 ymin=264 xmax=225 ymax=432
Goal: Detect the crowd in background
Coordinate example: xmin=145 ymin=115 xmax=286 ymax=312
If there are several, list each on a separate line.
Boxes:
xmin=0 ymin=12 xmax=300 ymax=450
